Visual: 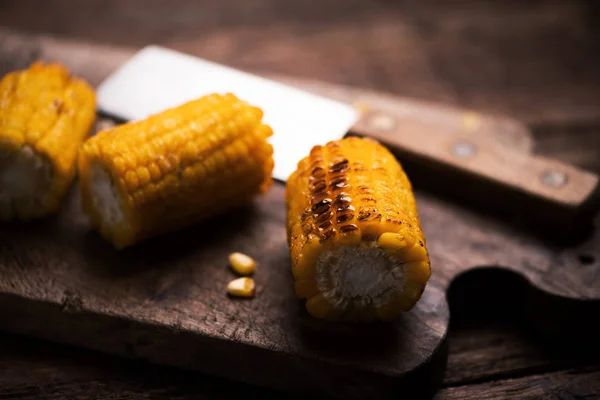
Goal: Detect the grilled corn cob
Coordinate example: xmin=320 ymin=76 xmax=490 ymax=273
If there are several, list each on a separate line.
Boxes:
xmin=78 ymin=93 xmax=274 ymax=249
xmin=0 ymin=62 xmax=96 ymax=221
xmin=286 ymin=137 xmax=431 ymax=321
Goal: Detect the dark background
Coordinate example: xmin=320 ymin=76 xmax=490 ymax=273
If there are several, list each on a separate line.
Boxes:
xmin=1 ymin=0 xmax=599 ymax=398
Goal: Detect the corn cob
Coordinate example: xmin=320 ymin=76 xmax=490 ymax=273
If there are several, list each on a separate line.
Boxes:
xmin=78 ymin=93 xmax=274 ymax=249
xmin=286 ymin=137 xmax=431 ymax=321
xmin=0 ymin=62 xmax=96 ymax=221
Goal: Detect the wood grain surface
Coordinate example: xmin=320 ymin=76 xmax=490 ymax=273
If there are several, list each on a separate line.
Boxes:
xmin=2 ymin=0 xmax=599 ymax=126
xmin=0 ymin=0 xmax=599 ymax=398
xmin=1 ymin=324 xmax=599 ymax=400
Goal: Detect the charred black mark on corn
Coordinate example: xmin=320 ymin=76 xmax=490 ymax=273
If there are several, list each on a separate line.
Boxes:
xmin=333 ymin=194 xmax=352 ymax=206
xmin=320 ymin=229 xmax=336 ymax=242
xmin=329 ymin=159 xmax=349 ymax=174
xmin=357 ymin=185 xmax=373 ymax=194
xmin=329 ymin=179 xmax=350 ymax=191
xmin=358 ymin=207 xmax=382 ymax=221
xmin=339 ymin=224 xmax=359 ymax=233
xmin=336 ymin=203 xmax=355 ymax=213
xmin=315 ymin=210 xmax=333 ymax=224
xmin=312 ymin=198 xmax=332 ymax=214
xmin=318 ymin=220 xmax=333 ymax=232
xmin=336 ymin=211 xmax=355 ymax=224
xmin=310 ymin=180 xmax=327 ymax=193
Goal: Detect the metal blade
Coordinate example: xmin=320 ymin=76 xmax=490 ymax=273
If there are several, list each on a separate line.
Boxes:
xmin=97 ymin=46 xmax=359 ymax=181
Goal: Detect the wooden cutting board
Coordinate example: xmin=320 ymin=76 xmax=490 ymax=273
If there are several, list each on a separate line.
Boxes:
xmin=0 ymin=30 xmax=599 ymax=400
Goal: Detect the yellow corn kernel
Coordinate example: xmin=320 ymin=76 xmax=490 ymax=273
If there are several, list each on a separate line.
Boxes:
xmin=305 ymin=293 xmax=333 ymax=319
xmin=0 ymin=62 xmax=96 ymax=221
xmin=227 ymin=277 xmax=256 ymax=298
xmin=294 ymin=278 xmax=319 ymax=298
xmin=78 ymin=93 xmax=274 ymax=249
xmin=229 ymin=252 xmax=256 ymax=276
xmin=286 ymin=137 xmax=431 ymax=322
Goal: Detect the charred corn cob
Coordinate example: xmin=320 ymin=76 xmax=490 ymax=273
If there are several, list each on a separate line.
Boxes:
xmin=286 ymin=137 xmax=431 ymax=321
xmin=0 ymin=62 xmax=96 ymax=221
xmin=78 ymin=93 xmax=274 ymax=249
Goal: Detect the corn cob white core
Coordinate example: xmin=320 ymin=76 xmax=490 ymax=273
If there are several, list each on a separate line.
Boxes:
xmin=88 ymin=162 xmax=125 ymax=231
xmin=0 ymin=145 xmax=52 ymax=220
xmin=316 ymin=244 xmax=406 ymax=310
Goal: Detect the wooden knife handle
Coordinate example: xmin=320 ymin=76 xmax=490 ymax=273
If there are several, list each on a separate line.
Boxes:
xmin=351 ymin=109 xmax=600 ymax=225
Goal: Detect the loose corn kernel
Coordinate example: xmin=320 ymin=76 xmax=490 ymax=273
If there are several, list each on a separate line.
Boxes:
xmin=286 ymin=137 xmax=431 ymax=322
xmin=227 ymin=277 xmax=256 ymax=298
xmin=228 ymin=252 xmax=256 ymax=276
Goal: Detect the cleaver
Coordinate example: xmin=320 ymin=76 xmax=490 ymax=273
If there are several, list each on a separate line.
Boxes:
xmin=97 ymin=46 xmax=599 ymax=225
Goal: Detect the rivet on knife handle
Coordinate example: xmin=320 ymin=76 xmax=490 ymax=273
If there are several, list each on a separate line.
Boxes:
xmin=351 ymin=110 xmax=600 ymax=226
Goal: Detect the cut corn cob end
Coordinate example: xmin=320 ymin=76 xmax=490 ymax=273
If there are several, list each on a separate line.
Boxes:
xmin=0 ymin=145 xmax=57 ymax=221
xmin=302 ymin=235 xmax=430 ymax=322
xmin=78 ymin=159 xmax=135 ymax=249
xmin=287 ymin=137 xmax=431 ymax=322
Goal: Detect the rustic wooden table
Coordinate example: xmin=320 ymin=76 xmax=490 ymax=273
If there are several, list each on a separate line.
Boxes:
xmin=1 ymin=1 xmax=599 ymax=398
